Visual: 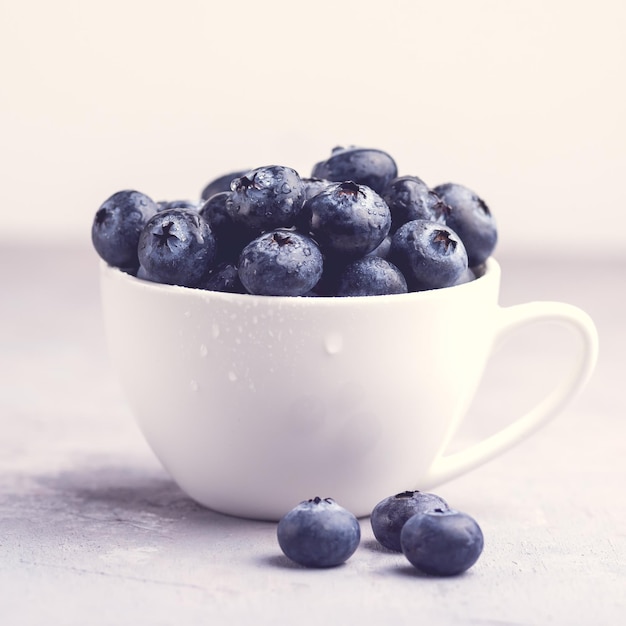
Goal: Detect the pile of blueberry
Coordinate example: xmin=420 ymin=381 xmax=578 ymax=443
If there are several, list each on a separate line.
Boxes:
xmin=91 ymin=146 xmax=497 ymax=296
xmin=277 ymin=491 xmax=484 ymax=575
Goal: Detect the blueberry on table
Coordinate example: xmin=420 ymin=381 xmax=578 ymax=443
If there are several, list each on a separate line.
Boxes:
xmin=304 ymin=181 xmax=391 ymax=258
xmin=370 ymin=490 xmax=449 ymax=552
xmin=91 ymin=190 xmax=158 ymax=270
xmin=311 ymin=146 xmax=398 ymax=195
xmin=400 ymin=508 xmax=484 ymax=576
xmin=277 ymin=497 xmax=361 ymax=568
xmin=227 ymin=165 xmax=306 ymax=232
xmin=200 ymin=169 xmax=249 ymax=201
xmin=336 ymin=256 xmax=408 ymax=296
xmin=432 ymin=182 xmax=497 ymax=267
xmin=137 ymin=208 xmax=217 ymax=287
xmin=390 ymin=219 xmax=468 ymax=291
xmin=382 ymin=176 xmax=448 ymax=233
xmin=238 ymin=230 xmax=323 ymax=296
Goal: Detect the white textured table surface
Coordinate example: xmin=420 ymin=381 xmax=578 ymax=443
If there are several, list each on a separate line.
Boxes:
xmin=1 ymin=245 xmax=624 ymax=626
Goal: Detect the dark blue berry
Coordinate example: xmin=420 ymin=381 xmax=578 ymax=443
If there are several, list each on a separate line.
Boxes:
xmin=157 ymin=199 xmax=198 ymax=211
xmin=227 ymin=165 xmax=306 ymax=232
xmin=199 ymin=191 xmax=254 ymax=263
xmin=196 ymin=262 xmax=246 ymax=293
xmin=304 ymin=181 xmax=391 ymax=258
xmin=400 ymin=508 xmax=484 ymax=576
xmin=200 ymin=169 xmax=249 ymax=201
xmin=302 ymin=176 xmax=333 ymax=201
xmin=277 ymin=497 xmax=361 ymax=568
xmin=390 ymin=219 xmax=468 ymax=291
xmin=367 ymin=235 xmax=392 ymax=259
xmin=453 ymin=266 xmax=477 ymax=286
xmin=312 ymin=146 xmax=398 ymax=195
xmin=238 ymin=230 xmax=323 ymax=296
xmin=382 ymin=176 xmax=448 ymax=232
xmin=137 ymin=208 xmax=216 ymax=287
xmin=370 ymin=490 xmax=449 ymax=552
xmin=432 ymin=183 xmax=497 ymax=267
xmin=336 ymin=256 xmax=407 ymax=296
xmin=92 ymin=190 xmax=158 ymax=270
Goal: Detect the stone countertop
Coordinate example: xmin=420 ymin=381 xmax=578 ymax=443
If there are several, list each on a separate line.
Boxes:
xmin=1 ymin=245 xmax=624 ymax=626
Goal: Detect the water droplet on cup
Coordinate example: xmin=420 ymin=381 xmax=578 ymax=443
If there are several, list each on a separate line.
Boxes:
xmin=228 ymin=371 xmax=238 ymax=382
xmin=211 ymin=323 xmax=220 ymax=339
xmin=190 ymin=380 xmax=199 ymax=392
xmin=200 ymin=344 xmax=208 ymax=357
xmin=324 ymin=333 xmax=343 ymax=355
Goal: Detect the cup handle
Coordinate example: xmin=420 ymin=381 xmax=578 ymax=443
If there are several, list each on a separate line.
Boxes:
xmin=423 ymin=301 xmax=599 ymax=487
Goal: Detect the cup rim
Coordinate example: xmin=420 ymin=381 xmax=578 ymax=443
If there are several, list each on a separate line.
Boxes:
xmin=100 ymin=257 xmax=499 ymax=307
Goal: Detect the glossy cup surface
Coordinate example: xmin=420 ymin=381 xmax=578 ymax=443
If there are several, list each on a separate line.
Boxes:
xmin=100 ymin=258 xmax=597 ymax=520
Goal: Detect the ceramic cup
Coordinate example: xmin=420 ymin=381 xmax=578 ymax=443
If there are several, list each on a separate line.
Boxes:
xmin=100 ymin=258 xmax=598 ymax=520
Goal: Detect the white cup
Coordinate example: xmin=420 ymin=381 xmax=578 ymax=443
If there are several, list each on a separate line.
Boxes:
xmin=100 ymin=258 xmax=598 ymax=520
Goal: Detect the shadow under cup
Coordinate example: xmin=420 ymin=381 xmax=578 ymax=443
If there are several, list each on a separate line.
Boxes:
xmin=100 ymin=258 xmax=598 ymax=520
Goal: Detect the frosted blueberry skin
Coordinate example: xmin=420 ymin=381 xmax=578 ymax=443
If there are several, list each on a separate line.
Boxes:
xmin=382 ymin=176 xmax=449 ymax=233
xmin=238 ymin=229 xmax=323 ymax=296
xmin=199 ymin=192 xmax=254 ymax=263
xmin=390 ymin=219 xmax=468 ymax=291
xmin=196 ymin=262 xmax=245 ymax=294
xmin=200 ymin=169 xmax=249 ymax=201
xmin=137 ymin=208 xmax=217 ymax=288
xmin=433 ymin=182 xmax=497 ymax=268
xmin=311 ymin=146 xmax=398 ymax=195
xmin=370 ymin=490 xmax=449 ymax=552
xmin=92 ymin=190 xmax=158 ymax=270
xmin=302 ymin=177 xmax=334 ymax=201
xmin=336 ymin=256 xmax=408 ymax=296
xmin=277 ymin=497 xmax=361 ymax=568
xmin=400 ymin=508 xmax=484 ymax=576
xmin=157 ymin=199 xmax=198 ymax=211
xmin=227 ymin=165 xmax=306 ymax=232
xmin=303 ymin=181 xmax=392 ymax=259
xmin=367 ymin=235 xmax=392 ymax=259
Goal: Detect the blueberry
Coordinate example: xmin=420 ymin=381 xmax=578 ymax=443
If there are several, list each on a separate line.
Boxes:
xmin=92 ymin=190 xmax=158 ymax=270
xmin=302 ymin=176 xmax=333 ymax=201
xmin=367 ymin=235 xmax=392 ymax=259
xmin=137 ymin=208 xmax=217 ymax=287
xmin=370 ymin=490 xmax=449 ymax=552
xmin=453 ymin=266 xmax=477 ymax=286
xmin=382 ymin=176 xmax=448 ymax=233
xmin=277 ymin=497 xmax=361 ymax=568
xmin=312 ymin=146 xmax=398 ymax=195
xmin=238 ymin=230 xmax=323 ymax=296
xmin=157 ymin=199 xmax=198 ymax=211
xmin=432 ymin=183 xmax=497 ymax=267
xmin=196 ymin=262 xmax=246 ymax=293
xmin=200 ymin=169 xmax=249 ymax=201
xmin=336 ymin=256 xmax=407 ymax=296
xmin=304 ymin=181 xmax=391 ymax=258
xmin=390 ymin=219 xmax=468 ymax=291
xmin=400 ymin=508 xmax=484 ymax=576
xmin=199 ymin=191 xmax=254 ymax=263
xmin=227 ymin=165 xmax=306 ymax=232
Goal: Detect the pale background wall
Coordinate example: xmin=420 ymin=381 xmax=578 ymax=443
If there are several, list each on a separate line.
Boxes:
xmin=1 ymin=0 xmax=624 ymax=256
